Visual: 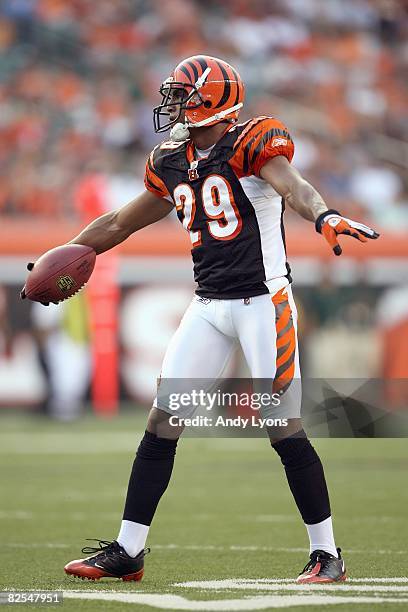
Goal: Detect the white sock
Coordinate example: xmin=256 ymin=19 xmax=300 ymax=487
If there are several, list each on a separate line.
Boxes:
xmin=305 ymin=516 xmax=337 ymax=557
xmin=117 ymin=520 xmax=149 ymax=558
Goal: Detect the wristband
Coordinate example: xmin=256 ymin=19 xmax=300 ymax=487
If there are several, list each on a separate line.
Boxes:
xmin=315 ymin=209 xmax=340 ymax=234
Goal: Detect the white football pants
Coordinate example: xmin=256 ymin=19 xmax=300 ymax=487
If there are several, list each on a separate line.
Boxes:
xmin=154 ymin=284 xmax=301 ymax=419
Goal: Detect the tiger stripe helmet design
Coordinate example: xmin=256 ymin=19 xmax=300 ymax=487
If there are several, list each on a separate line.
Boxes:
xmin=153 ymin=55 xmax=245 ymax=134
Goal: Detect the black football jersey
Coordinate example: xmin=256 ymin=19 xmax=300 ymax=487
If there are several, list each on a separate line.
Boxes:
xmin=144 ymin=116 xmax=294 ymax=299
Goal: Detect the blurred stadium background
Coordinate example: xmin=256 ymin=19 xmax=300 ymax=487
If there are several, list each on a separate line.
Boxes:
xmin=0 ymin=0 xmax=407 ymax=419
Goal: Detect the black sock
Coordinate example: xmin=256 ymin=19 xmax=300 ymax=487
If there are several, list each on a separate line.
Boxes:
xmin=122 ymin=431 xmax=178 ymax=525
xmin=272 ymin=430 xmax=331 ymax=524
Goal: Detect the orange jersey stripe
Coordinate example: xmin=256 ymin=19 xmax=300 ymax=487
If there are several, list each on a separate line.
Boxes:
xmin=144 ymin=158 xmax=170 ymax=199
xmin=233 ymin=116 xmax=269 ymax=151
xmin=229 ymin=117 xmax=294 ymax=178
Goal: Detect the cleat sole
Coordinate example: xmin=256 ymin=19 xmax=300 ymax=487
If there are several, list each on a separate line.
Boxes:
xmin=65 ymin=570 xmax=102 ymax=581
xmin=297 ymin=573 xmax=347 ymax=584
xmin=65 ymin=568 xmax=144 ymax=582
xmin=122 ymin=569 xmax=144 ymax=582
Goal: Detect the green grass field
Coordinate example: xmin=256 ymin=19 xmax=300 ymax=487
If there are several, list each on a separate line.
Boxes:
xmin=0 ymin=412 xmax=407 ymax=611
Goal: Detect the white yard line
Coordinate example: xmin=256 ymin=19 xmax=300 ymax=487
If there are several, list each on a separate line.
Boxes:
xmin=0 ymin=511 xmax=33 ymax=519
xmin=0 ymin=432 xmax=144 ymax=454
xmin=0 ymin=511 xmax=118 ymax=521
xmin=233 ymin=578 xmax=408 ymax=584
xmin=4 ymin=542 xmax=70 ymax=549
xmin=0 ymin=434 xmax=264 ymax=455
xmin=3 ymin=540 xmax=407 ymax=556
xmin=350 ymin=578 xmax=408 ymax=583
xmin=151 ymin=544 xmax=408 ymax=556
xmin=63 ymin=592 xmax=408 ymax=610
xmin=175 ymin=580 xmax=408 ymax=593
xmin=253 ymin=515 xmax=296 ymax=523
xmin=8 ymin=583 xmax=408 ymax=611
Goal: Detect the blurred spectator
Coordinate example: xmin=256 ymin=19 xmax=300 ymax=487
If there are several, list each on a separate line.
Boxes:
xmin=305 ymin=298 xmax=381 ymax=378
xmin=0 ymin=285 xmax=46 ymax=404
xmin=0 ymin=0 xmax=405 ymax=225
xmin=31 ymin=293 xmax=91 ymax=420
xmin=0 ymin=286 xmax=12 ymax=357
xmin=376 ymin=285 xmax=408 ymax=408
xmin=300 ymin=278 xmax=380 ymax=378
xmin=350 ymin=162 xmax=403 ymax=215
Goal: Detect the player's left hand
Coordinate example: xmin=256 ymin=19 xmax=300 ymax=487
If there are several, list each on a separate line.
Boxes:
xmin=315 ymin=209 xmax=379 ymax=256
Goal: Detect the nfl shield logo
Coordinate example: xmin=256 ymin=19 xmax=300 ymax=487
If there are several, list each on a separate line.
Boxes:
xmin=57 ymin=275 xmax=76 ymax=292
xmin=188 ymin=160 xmax=199 ymax=181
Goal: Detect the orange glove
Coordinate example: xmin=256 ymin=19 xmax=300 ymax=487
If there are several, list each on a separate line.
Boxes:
xmin=316 ymin=210 xmax=379 ymax=256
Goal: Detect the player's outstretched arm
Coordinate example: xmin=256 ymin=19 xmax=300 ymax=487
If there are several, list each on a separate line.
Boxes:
xmin=69 ymin=189 xmax=174 ymax=255
xmin=260 ymin=155 xmax=327 ymax=222
xmin=260 ymin=156 xmax=379 ymax=255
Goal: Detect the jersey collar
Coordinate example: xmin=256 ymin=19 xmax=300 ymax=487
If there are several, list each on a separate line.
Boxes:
xmin=185 ymin=123 xmax=234 ymax=165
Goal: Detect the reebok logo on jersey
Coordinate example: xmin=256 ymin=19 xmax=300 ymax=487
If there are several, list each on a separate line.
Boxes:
xmin=272 ymin=137 xmax=288 ymax=147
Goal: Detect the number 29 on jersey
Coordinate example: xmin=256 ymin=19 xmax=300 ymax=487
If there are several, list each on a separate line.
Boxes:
xmin=174 ymin=175 xmax=242 ymax=247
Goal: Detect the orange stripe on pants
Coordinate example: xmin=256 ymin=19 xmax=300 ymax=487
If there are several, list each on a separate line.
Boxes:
xmin=272 ymin=290 xmax=295 ymax=395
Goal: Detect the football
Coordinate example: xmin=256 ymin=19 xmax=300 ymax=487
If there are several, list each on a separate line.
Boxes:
xmin=24 ymin=244 xmax=96 ymax=304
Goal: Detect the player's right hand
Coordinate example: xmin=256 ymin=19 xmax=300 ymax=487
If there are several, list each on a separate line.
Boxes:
xmin=315 ymin=209 xmax=379 ymax=256
xmin=20 ymin=262 xmax=55 ymax=306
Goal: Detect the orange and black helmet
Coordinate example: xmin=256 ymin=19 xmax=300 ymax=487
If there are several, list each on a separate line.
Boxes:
xmin=153 ymin=55 xmax=245 ymax=133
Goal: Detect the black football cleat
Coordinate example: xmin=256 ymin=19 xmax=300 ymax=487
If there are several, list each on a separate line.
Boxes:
xmin=296 ymin=547 xmax=346 ymax=584
xmin=64 ymin=539 xmax=149 ymax=581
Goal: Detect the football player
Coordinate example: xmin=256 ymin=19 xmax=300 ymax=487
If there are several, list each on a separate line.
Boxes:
xmin=48 ymin=56 xmax=378 ymax=583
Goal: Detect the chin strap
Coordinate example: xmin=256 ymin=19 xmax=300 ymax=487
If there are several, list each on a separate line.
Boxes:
xmin=188 ymin=103 xmax=243 ymax=128
xmin=170 ymin=102 xmax=244 ymax=142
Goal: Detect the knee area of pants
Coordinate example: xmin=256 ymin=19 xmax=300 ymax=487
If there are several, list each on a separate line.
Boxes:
xmin=272 ymin=430 xmax=319 ymax=470
xmin=136 ymin=430 xmax=178 ymax=460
